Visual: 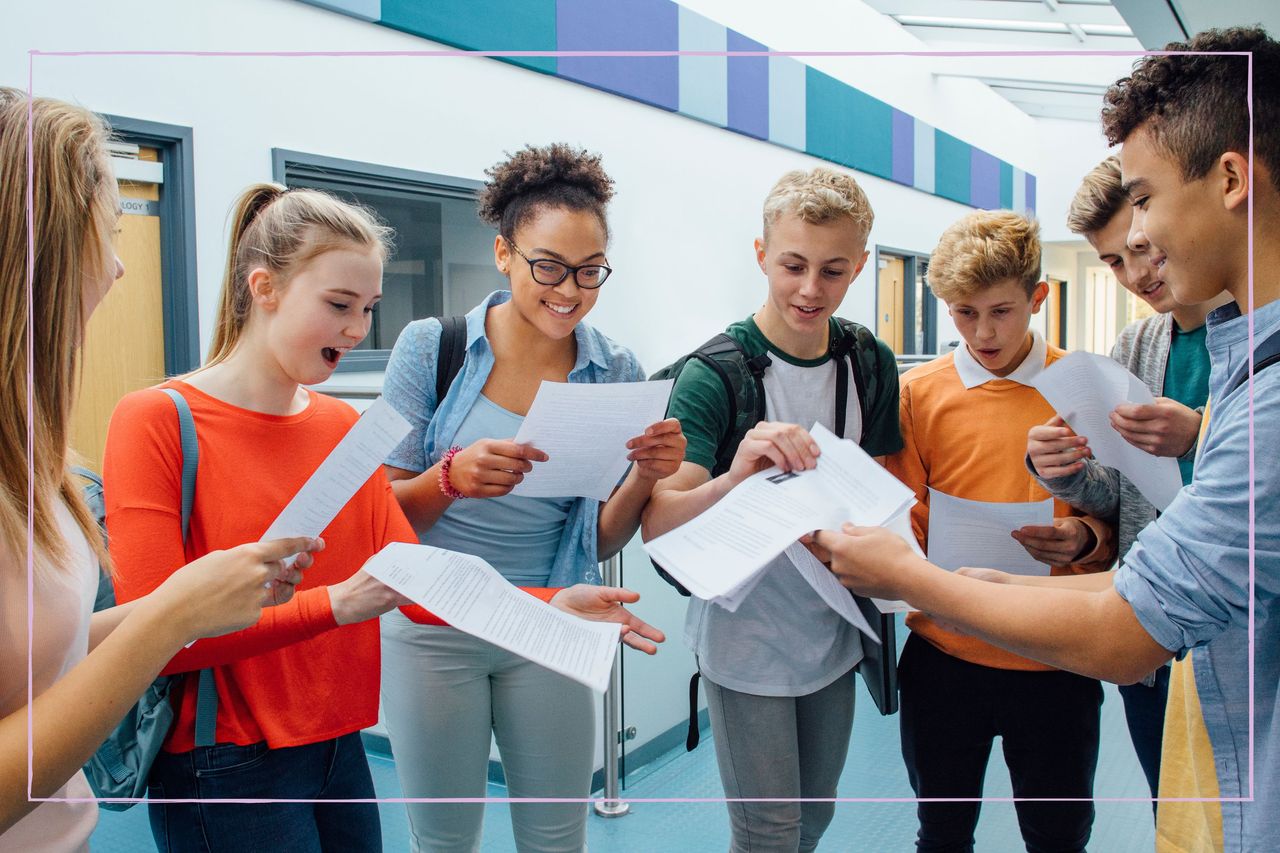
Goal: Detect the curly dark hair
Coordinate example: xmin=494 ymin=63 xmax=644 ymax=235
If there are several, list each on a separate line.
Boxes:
xmin=477 ymin=143 xmax=615 ymax=242
xmin=1101 ymin=26 xmax=1279 ymax=193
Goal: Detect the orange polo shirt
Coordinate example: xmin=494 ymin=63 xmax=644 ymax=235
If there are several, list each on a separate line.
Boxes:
xmin=886 ymin=343 xmax=1116 ymax=671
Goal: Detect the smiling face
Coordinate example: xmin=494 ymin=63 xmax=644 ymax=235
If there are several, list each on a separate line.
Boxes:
xmin=947 ymin=277 xmax=1048 ymax=377
xmin=1083 ymin=204 xmax=1177 ymax=312
xmin=1120 ymin=123 xmax=1245 ymax=306
xmin=754 ymin=211 xmax=869 ymax=356
xmin=256 ymin=245 xmax=383 ymax=385
xmin=495 ymin=205 xmax=606 ymax=340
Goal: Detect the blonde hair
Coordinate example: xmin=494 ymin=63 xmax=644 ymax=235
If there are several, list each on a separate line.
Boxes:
xmin=0 ymin=88 xmax=114 ymax=569
xmin=762 ymin=167 xmax=874 ymax=240
xmin=928 ymin=210 xmax=1042 ymax=302
xmin=206 ymin=184 xmax=393 ymax=365
xmin=1066 ymin=156 xmax=1125 ymax=236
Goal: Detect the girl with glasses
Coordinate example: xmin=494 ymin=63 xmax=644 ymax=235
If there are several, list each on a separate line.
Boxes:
xmin=380 ymin=143 xmax=683 ymax=853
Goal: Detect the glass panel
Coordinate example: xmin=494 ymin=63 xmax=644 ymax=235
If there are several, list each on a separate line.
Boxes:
xmin=285 ymin=179 xmax=502 ymax=351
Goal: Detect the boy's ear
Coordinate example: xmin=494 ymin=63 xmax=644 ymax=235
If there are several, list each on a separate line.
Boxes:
xmin=1029 ymin=280 xmax=1050 ymax=314
xmin=754 ymin=237 xmax=768 ymax=273
xmin=1219 ymin=151 xmax=1250 ymax=213
xmin=851 ymin=249 xmax=871 ymax=279
xmin=247 ymin=267 xmax=277 ymax=309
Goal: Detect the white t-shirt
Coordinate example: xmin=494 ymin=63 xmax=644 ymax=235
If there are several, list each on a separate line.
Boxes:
xmin=0 ymin=499 xmax=100 ymax=852
xmin=684 ymin=350 xmax=866 ymax=696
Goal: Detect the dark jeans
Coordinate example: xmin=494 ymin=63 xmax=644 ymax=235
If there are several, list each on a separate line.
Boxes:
xmin=147 ymin=731 xmax=381 ymax=853
xmin=1117 ymin=666 xmax=1171 ymax=805
xmin=899 ymin=633 xmax=1102 ymax=853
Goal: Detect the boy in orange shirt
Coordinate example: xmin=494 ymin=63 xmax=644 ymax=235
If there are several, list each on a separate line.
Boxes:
xmin=885 ymin=210 xmax=1115 ymax=852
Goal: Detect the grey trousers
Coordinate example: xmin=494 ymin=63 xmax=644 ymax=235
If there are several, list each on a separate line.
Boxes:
xmin=380 ymin=616 xmax=595 ymax=853
xmin=703 ymin=671 xmax=856 ymax=853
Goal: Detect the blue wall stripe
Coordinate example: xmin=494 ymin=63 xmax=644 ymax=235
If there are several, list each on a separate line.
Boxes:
xmin=969 ymin=148 xmax=1001 ymax=210
xmin=306 ymin=0 xmax=380 ymax=23
xmin=891 ymin=109 xmax=913 ymax=187
xmin=999 ymin=161 xmax=1014 ymax=209
xmin=805 ymin=68 xmax=892 ymax=181
xmin=677 ymin=7 xmax=727 ymax=126
xmin=557 ymin=0 xmax=679 ymax=111
xmin=726 ymin=30 xmax=768 ymax=140
xmin=767 ymin=56 xmax=806 ymax=152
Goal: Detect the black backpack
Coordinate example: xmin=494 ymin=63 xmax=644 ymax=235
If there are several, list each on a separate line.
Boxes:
xmin=649 ymin=319 xmax=903 ymax=732
xmin=647 ymin=318 xmax=888 ymax=596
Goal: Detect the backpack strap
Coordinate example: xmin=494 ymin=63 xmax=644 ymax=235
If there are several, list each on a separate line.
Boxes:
xmin=435 ymin=316 xmax=468 ymax=406
xmin=835 ymin=319 xmax=881 ymax=444
xmin=158 ymin=388 xmax=218 ymax=748
xmin=1226 ymin=327 xmax=1280 ymax=396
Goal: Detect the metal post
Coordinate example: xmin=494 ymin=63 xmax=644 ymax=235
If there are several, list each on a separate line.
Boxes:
xmin=593 ymin=554 xmax=629 ymax=818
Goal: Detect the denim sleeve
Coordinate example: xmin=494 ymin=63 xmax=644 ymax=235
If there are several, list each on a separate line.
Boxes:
xmin=1113 ymin=375 xmax=1280 ymax=654
xmin=382 ymin=318 xmax=442 ymax=472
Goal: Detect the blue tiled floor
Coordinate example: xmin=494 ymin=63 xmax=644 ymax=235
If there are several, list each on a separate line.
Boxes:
xmin=93 ymin=679 xmax=1155 ymax=851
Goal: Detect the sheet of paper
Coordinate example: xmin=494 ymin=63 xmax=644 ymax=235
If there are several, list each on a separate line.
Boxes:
xmin=927 ymin=488 xmax=1054 ymax=576
xmin=709 ymin=558 xmax=773 ymax=613
xmin=644 ymin=422 xmax=916 ymax=601
xmin=364 ymin=543 xmax=621 ymax=692
xmin=260 ymin=397 xmax=410 ymax=564
xmin=1031 ymin=351 xmax=1182 ymax=510
xmin=509 ymin=380 xmax=675 ymax=501
xmin=783 ymin=543 xmax=880 ymax=643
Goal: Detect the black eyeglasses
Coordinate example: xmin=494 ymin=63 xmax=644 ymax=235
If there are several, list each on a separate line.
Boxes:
xmin=507 ymin=240 xmax=612 ymax=289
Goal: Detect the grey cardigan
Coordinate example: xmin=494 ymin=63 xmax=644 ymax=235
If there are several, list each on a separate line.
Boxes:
xmin=1032 ymin=312 xmax=1202 ymax=565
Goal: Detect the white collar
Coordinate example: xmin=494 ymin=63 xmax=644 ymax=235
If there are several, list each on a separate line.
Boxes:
xmin=953 ymin=330 xmax=1047 ymax=389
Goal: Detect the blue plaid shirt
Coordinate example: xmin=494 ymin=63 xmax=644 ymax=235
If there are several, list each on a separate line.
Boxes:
xmin=1114 ymin=296 xmax=1280 ymax=852
xmin=382 ymin=290 xmax=644 ymax=587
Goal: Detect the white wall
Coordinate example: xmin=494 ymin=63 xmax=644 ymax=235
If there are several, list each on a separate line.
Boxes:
xmin=5 ymin=0 xmax=1122 ymax=775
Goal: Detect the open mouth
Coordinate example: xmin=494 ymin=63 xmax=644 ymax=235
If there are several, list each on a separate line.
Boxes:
xmin=542 ymin=299 xmax=579 ymax=318
xmin=1141 ymin=280 xmax=1164 ymax=297
xmin=793 ymin=305 xmax=823 ymax=318
xmin=976 ymin=348 xmax=1002 ymax=360
xmin=322 ymin=346 xmax=348 ymax=368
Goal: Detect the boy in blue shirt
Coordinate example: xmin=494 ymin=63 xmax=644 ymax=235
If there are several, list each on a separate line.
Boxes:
xmin=817 ymin=26 xmax=1280 ymax=853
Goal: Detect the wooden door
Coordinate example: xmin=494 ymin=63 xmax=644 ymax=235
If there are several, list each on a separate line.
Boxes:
xmin=877 ymin=255 xmax=905 ymax=353
xmin=69 ymin=147 xmax=167 ymax=474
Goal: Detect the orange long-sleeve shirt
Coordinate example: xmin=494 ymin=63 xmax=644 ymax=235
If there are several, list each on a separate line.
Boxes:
xmin=886 ymin=346 xmax=1117 ymax=671
xmin=105 ymin=382 xmax=417 ymax=751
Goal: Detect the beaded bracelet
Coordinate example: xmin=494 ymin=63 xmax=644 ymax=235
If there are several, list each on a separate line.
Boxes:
xmin=438 ymin=445 xmax=467 ymax=499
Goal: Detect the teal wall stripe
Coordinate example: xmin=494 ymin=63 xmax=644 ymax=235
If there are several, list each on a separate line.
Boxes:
xmin=934 ymin=130 xmax=971 ymax=206
xmin=999 ymin=161 xmax=1014 ymax=209
xmin=296 ymin=0 xmax=1034 ymax=212
xmin=805 ymin=68 xmax=892 ymax=181
xmin=677 ymin=7 xmax=727 ymax=127
xmin=767 ymin=56 xmax=806 ymax=152
xmin=378 ymin=0 xmax=556 ymax=75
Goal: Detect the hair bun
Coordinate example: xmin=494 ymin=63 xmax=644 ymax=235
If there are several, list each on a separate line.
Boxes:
xmin=477 ymin=143 xmax=614 ymax=231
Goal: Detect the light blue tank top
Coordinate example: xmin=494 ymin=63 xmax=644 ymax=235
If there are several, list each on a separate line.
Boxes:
xmin=424 ymin=395 xmax=572 ymax=585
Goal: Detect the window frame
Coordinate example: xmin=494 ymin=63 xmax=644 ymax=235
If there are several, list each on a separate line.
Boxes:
xmin=271 ymin=148 xmax=485 ymax=373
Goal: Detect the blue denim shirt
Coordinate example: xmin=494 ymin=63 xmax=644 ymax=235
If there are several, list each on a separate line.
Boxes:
xmin=1113 ymin=296 xmax=1280 ymax=853
xmin=382 ymin=290 xmax=644 ymax=587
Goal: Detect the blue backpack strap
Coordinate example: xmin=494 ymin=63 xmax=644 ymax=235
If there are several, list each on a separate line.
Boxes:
xmin=158 ymin=388 xmax=218 ymax=748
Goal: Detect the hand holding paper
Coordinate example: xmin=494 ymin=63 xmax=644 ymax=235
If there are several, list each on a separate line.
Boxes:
xmin=1030 ymin=351 xmax=1182 ymax=510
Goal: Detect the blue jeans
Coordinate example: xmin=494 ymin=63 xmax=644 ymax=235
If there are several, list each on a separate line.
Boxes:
xmin=146 ymin=731 xmax=380 ymax=853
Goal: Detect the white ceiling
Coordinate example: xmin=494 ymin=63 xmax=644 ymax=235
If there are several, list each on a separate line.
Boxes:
xmin=862 ymin=0 xmax=1142 ymax=121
